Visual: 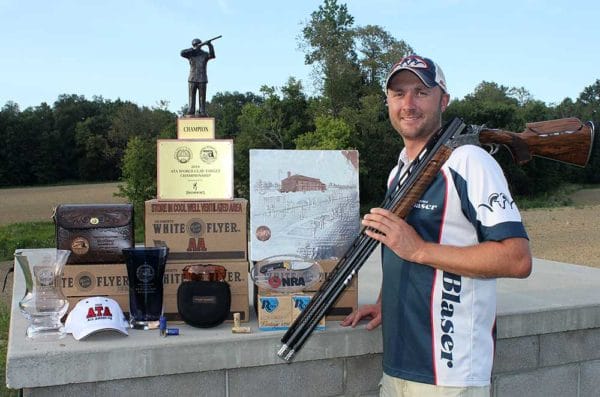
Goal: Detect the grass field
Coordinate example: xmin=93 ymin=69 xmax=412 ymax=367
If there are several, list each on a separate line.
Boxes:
xmin=0 ymin=182 xmax=127 ymax=226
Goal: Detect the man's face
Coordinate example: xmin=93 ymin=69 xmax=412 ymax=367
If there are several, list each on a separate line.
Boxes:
xmin=386 ymin=70 xmax=449 ymax=143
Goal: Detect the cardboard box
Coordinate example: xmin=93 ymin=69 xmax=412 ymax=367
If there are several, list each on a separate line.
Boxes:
xmin=62 ymin=261 xmax=250 ymax=323
xmin=252 ymin=259 xmax=358 ymax=321
xmin=256 ymin=286 xmax=355 ymax=322
xmin=309 ymin=259 xmax=358 ymax=320
xmin=256 ymin=294 xmax=291 ymax=330
xmin=62 ymin=261 xmax=249 ymax=296
xmin=144 ymin=198 xmax=248 ymax=261
xmin=311 ymin=259 xmax=358 ymax=291
xmin=257 ymin=292 xmax=325 ymax=331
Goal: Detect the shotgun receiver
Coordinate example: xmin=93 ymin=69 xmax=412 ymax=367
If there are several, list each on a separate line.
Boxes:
xmin=277 ymin=116 xmax=595 ymax=362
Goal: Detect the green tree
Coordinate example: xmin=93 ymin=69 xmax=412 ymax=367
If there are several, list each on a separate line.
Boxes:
xmin=109 ymin=101 xmax=176 ymax=169
xmin=295 ymin=115 xmax=352 ymax=149
xmin=28 ymin=103 xmax=62 ymax=184
xmin=354 ymin=25 xmax=413 ymax=91
xmin=577 ymin=79 xmax=600 ymax=121
xmin=300 ymin=0 xmax=362 ymax=115
xmin=116 ymin=136 xmax=157 ymax=233
xmin=75 ymin=114 xmax=117 ymax=181
xmin=343 ymin=93 xmax=402 ymax=207
xmin=233 ymin=79 xmax=313 ymax=198
xmin=52 ymin=94 xmax=101 ymax=181
xmin=574 ymin=80 xmax=600 ymax=183
xmin=0 ymin=102 xmax=20 ymax=185
xmin=207 ymin=91 xmax=263 ymax=138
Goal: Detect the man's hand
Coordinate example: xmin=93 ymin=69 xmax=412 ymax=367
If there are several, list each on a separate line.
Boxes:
xmin=362 ymin=207 xmax=426 ymax=263
xmin=340 ymin=303 xmax=382 ymax=330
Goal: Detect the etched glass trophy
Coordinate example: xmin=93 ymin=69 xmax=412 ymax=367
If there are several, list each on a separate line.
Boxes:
xmin=14 ymin=249 xmax=71 ymax=339
xmin=123 ymin=247 xmax=169 ymax=329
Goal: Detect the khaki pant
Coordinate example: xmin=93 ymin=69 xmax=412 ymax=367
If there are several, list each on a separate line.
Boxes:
xmin=380 ymin=373 xmax=490 ymax=397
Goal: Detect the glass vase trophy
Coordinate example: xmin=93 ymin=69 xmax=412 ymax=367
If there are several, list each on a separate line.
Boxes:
xmin=14 ymin=249 xmax=71 ymax=339
xmin=123 ymin=247 xmax=169 ymax=330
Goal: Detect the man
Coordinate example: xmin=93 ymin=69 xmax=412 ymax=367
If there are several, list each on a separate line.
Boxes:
xmin=341 ymin=55 xmax=532 ymax=396
xmin=181 ymin=38 xmax=215 ymax=116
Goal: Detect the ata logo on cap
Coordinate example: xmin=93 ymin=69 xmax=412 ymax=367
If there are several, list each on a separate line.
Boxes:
xmin=65 ymin=296 xmax=129 ymax=340
xmin=87 ymin=304 xmax=114 ymax=320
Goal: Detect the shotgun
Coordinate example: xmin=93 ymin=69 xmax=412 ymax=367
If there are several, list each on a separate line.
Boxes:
xmin=198 ymin=35 xmax=222 ymax=47
xmin=278 ymin=116 xmax=595 ymax=362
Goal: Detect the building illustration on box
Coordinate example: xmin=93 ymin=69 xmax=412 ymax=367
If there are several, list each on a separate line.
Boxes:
xmin=280 ymin=173 xmax=326 ymax=193
xmin=250 ymin=150 xmax=360 ymax=261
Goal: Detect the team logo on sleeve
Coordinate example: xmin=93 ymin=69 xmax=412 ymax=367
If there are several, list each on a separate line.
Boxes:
xmin=478 ymin=192 xmax=515 ymax=212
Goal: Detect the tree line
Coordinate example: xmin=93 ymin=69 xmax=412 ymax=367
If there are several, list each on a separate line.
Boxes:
xmin=1 ymin=0 xmax=599 ymax=220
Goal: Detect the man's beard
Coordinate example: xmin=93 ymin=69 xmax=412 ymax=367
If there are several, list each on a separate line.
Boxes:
xmin=398 ymin=99 xmax=444 ymax=139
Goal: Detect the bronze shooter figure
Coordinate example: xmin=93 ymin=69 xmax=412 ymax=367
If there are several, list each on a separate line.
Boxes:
xmin=181 ymin=36 xmax=220 ymax=117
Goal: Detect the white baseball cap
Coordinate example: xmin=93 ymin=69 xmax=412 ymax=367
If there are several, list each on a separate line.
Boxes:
xmin=65 ymin=297 xmax=129 ymax=340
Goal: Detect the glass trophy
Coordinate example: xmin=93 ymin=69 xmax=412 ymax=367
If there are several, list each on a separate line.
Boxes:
xmin=14 ymin=249 xmax=71 ymax=339
xmin=122 ymin=247 xmax=169 ymax=330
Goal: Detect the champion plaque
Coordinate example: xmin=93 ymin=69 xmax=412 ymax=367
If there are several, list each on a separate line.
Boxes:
xmin=177 ymin=117 xmax=216 ymax=139
xmin=157 ymin=139 xmax=234 ymax=200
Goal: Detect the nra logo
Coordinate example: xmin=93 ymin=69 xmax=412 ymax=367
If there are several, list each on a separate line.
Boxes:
xmin=267 ymin=275 xmax=306 ymax=289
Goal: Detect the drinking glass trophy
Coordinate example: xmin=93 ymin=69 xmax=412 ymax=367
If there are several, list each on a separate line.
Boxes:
xmin=14 ymin=249 xmax=71 ymax=339
xmin=122 ymin=247 xmax=169 ymax=329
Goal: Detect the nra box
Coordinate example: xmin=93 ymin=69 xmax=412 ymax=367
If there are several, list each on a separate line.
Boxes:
xmin=144 ymin=198 xmax=248 ymax=261
xmin=253 ymin=259 xmax=357 ymax=321
xmin=62 ymin=260 xmax=250 ymax=322
xmin=257 ymin=292 xmax=325 ymax=331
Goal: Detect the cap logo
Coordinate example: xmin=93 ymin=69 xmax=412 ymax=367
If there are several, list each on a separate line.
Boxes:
xmin=399 ymin=56 xmax=428 ymax=69
xmin=86 ymin=304 xmax=114 ymax=320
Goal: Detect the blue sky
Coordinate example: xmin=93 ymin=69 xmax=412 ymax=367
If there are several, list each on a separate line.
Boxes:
xmin=1 ymin=0 xmax=598 ymax=113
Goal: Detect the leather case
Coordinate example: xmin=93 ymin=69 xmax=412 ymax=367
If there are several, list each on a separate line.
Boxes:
xmin=177 ymin=281 xmax=231 ymax=328
xmin=53 ymin=204 xmax=134 ymax=264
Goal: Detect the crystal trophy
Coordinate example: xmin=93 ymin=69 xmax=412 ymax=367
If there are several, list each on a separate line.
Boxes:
xmin=123 ymin=247 xmax=169 ymax=330
xmin=14 ymin=249 xmax=71 ymax=339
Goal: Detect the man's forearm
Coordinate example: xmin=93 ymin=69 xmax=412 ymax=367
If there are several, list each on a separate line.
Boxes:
xmin=415 ymin=237 xmax=532 ymax=279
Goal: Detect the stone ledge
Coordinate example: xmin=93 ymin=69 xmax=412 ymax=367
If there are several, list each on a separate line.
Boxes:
xmin=8 ymin=257 xmax=600 ymax=392
xmin=8 ymin=263 xmax=382 ymax=389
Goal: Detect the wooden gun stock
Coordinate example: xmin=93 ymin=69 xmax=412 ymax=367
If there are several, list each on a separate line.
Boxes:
xmin=391 ymin=146 xmax=453 ymax=218
xmin=478 ymin=117 xmax=595 ymax=167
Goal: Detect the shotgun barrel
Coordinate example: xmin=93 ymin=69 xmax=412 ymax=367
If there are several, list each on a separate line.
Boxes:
xmin=277 ymin=116 xmax=594 ymax=362
xmin=278 ymin=118 xmax=468 ymax=361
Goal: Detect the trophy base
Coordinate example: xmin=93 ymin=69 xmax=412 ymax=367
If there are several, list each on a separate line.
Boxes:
xmin=129 ymin=319 xmax=160 ymax=330
xmin=26 ymin=325 xmax=67 ymax=340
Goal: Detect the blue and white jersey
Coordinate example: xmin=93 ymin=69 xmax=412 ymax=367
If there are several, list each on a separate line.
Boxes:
xmin=381 ymin=144 xmax=528 ymax=387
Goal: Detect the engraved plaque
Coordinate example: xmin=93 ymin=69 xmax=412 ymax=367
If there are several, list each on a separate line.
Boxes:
xmin=177 ymin=117 xmax=216 ymax=139
xmin=157 ymin=139 xmax=233 ymax=200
